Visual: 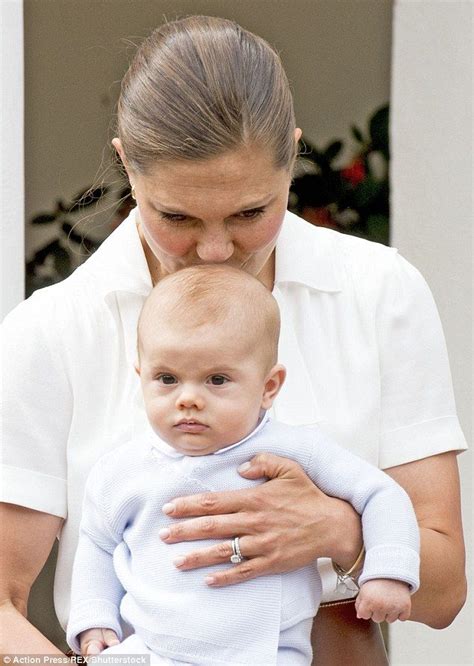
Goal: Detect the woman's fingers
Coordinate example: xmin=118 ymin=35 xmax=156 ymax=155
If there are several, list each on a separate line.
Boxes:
xmin=159 ymin=512 xmax=258 ymax=543
xmin=162 ymin=487 xmax=259 ymax=518
xmin=173 ymin=536 xmax=260 ymax=570
xmin=204 ymin=556 xmax=269 ymax=587
xmin=159 ymin=452 xmax=356 ymax=584
xmin=161 ymin=454 xmax=321 ymax=520
xmin=238 ymin=452 xmax=313 ymax=483
xmin=159 ymin=453 xmax=324 ymax=546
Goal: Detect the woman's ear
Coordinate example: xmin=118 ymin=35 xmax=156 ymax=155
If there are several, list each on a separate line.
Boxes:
xmin=261 ymin=363 xmax=286 ymax=410
xmin=294 ymin=127 xmax=303 ymax=143
xmin=112 ymin=138 xmax=131 ymax=179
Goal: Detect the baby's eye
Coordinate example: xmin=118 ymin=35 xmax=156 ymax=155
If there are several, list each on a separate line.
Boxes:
xmin=157 ymin=374 xmax=177 ymax=385
xmin=208 ymin=375 xmax=229 ymax=386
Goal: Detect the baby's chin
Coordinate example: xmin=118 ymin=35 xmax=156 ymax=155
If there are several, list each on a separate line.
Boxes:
xmin=166 ymin=433 xmax=227 ymax=456
xmin=161 ymin=427 xmax=249 ymax=456
xmin=153 ymin=418 xmax=262 ymax=456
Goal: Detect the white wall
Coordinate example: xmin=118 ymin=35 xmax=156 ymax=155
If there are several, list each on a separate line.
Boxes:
xmin=390 ymin=1 xmax=473 ymax=664
xmin=1 ymin=0 xmax=24 ymax=318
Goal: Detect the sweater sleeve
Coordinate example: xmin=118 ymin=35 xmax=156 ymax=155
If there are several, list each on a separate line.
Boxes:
xmin=66 ymin=461 xmax=125 ymax=653
xmin=306 ymin=428 xmax=420 ymax=593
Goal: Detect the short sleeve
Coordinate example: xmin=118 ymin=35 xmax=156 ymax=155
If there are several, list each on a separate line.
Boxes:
xmin=377 ymin=253 xmax=467 ymax=469
xmin=1 ymin=289 xmax=71 ymax=517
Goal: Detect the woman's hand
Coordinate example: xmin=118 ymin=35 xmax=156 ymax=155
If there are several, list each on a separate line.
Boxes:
xmin=159 ymin=453 xmax=363 ymax=586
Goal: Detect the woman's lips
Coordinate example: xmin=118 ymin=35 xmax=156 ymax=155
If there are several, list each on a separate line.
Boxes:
xmin=175 ymin=421 xmax=209 ymax=433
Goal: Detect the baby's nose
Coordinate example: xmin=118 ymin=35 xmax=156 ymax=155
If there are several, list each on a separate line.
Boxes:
xmin=176 ymin=386 xmax=205 ymax=410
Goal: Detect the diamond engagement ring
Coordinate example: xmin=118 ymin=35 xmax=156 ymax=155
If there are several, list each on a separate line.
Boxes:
xmin=230 ymin=536 xmax=244 ymax=564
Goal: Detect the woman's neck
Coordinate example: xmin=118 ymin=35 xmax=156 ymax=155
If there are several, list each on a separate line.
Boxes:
xmin=257 ymin=252 xmax=275 ymax=291
xmin=136 ymin=221 xmax=162 ymax=286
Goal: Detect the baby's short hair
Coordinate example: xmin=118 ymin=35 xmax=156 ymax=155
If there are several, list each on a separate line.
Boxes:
xmin=138 ymin=265 xmax=280 ymax=369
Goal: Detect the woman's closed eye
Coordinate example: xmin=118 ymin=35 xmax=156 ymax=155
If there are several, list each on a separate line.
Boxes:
xmin=159 ymin=212 xmax=190 ymax=224
xmin=158 ymin=207 xmax=266 ymax=225
xmin=235 ymin=207 xmax=266 ymax=220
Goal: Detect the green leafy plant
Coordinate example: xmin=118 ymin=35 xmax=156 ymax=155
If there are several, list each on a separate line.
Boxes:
xmin=290 ymin=105 xmax=390 ymax=245
xmin=26 ymin=185 xmax=134 ymax=297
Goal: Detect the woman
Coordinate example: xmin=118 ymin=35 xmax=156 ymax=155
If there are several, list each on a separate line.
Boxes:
xmin=0 ymin=16 xmax=467 ymax=665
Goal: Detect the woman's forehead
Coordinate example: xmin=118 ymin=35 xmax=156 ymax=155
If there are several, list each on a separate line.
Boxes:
xmin=141 ymin=147 xmax=284 ymax=189
xmin=137 ymin=148 xmax=289 ymax=213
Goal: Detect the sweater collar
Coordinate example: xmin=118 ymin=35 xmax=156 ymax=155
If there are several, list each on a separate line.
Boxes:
xmin=150 ymin=413 xmax=271 ymax=459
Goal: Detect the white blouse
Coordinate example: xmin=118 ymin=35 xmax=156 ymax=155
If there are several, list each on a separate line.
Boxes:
xmin=1 ymin=210 xmax=467 ymax=627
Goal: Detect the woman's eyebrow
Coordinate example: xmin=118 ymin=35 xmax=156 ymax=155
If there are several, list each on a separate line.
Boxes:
xmin=151 ymin=195 xmax=276 ymax=216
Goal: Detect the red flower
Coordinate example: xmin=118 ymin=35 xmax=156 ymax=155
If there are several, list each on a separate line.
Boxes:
xmin=301 ymin=207 xmax=339 ymax=230
xmin=341 ymin=158 xmax=365 ymax=187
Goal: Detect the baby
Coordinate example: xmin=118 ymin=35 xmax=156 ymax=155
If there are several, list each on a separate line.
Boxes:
xmin=67 ymin=265 xmax=420 ymax=666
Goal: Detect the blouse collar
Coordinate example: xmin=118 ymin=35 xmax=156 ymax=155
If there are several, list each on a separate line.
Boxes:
xmin=85 ymin=209 xmax=342 ymax=299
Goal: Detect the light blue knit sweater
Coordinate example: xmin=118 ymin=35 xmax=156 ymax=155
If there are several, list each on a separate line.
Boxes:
xmin=67 ymin=418 xmax=420 ymax=665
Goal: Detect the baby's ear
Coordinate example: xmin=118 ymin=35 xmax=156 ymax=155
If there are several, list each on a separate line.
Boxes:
xmin=261 ymin=364 xmax=286 ymax=410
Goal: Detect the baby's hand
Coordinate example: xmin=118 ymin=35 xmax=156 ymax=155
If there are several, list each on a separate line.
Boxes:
xmin=355 ymin=579 xmax=411 ymax=623
xmin=79 ymin=627 xmax=120 ymax=656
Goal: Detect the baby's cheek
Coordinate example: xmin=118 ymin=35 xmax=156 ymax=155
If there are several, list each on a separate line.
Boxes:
xmin=145 ymin=397 xmax=168 ymax=425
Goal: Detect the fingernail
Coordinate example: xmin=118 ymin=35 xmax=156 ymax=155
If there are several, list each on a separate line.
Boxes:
xmin=238 ymin=462 xmax=251 ymax=473
xmin=205 ymin=576 xmax=216 ymax=586
xmin=159 ymin=528 xmax=170 ymax=539
xmin=162 ymin=503 xmax=175 ymax=515
xmin=173 ymin=556 xmax=186 ymax=568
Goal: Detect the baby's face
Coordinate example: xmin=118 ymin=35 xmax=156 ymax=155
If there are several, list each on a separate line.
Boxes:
xmin=138 ymin=320 xmax=273 ymax=455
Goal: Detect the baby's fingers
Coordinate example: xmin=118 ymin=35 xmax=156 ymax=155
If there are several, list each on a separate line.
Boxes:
xmin=103 ymin=629 xmax=120 ymax=647
xmin=82 ymin=640 xmax=103 ymax=656
xmin=80 ymin=628 xmax=120 ymax=656
xmin=355 ymin=598 xmax=376 ymax=621
xmin=395 ymin=604 xmax=411 ymax=623
xmin=356 ymin=599 xmax=412 ymax=623
xmin=355 ymin=595 xmax=370 ymax=619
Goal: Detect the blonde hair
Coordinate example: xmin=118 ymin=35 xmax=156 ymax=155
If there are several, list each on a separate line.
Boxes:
xmin=138 ymin=265 xmax=280 ymax=369
xmin=117 ymin=16 xmax=296 ymax=174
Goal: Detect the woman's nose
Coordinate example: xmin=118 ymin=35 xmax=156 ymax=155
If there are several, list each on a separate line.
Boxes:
xmin=176 ymin=386 xmax=205 ymax=410
xmin=196 ymin=231 xmax=234 ymax=262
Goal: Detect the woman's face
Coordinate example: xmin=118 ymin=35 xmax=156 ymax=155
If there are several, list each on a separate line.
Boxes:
xmin=115 ymin=141 xmax=294 ymax=282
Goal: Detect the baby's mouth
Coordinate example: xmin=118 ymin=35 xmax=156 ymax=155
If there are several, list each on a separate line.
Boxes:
xmin=174 ymin=419 xmax=209 ymax=433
